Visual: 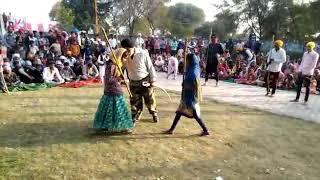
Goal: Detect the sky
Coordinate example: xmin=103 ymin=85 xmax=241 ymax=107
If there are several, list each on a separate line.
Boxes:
xmin=0 ymin=0 xmax=217 ymax=27
xmin=167 ymin=0 xmax=219 ymax=21
xmin=0 ymin=0 xmax=58 ymax=29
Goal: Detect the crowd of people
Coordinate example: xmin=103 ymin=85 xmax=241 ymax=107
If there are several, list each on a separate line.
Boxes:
xmin=1 ymin=24 xmax=320 ymax=97
xmin=137 ymin=34 xmax=320 ymax=95
xmin=0 ymin=26 xmax=124 ymax=92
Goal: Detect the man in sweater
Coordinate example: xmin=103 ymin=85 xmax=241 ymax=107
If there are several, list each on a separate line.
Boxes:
xmin=121 ymin=39 xmax=158 ymax=124
xmin=203 ymin=34 xmax=224 ymax=87
xmin=291 ymin=42 xmax=319 ymax=104
xmin=265 ymin=40 xmax=286 ymax=97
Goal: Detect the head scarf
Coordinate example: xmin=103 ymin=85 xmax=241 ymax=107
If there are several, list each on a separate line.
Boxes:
xmin=185 ymin=54 xmax=200 ymax=81
xmin=183 ymin=54 xmax=202 ymax=106
xmin=306 ymin=41 xmax=316 ymax=50
xmin=110 ymin=48 xmax=127 ymax=77
xmin=274 ymin=40 xmax=284 ymax=48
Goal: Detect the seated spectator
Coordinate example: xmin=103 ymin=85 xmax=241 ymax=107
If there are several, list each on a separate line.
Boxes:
xmin=177 ymin=48 xmax=184 ymax=58
xmin=85 ymin=62 xmax=99 ymax=79
xmin=235 ymin=68 xmax=247 ymax=84
xmin=32 ymin=59 xmax=44 ymax=83
xmin=55 ymin=60 xmax=64 ymax=72
xmin=231 ymin=56 xmax=243 ymax=79
xmin=218 ymin=58 xmax=231 ymax=80
xmin=43 ymin=61 xmax=65 ymax=85
xmin=84 ymin=55 xmax=93 ymax=65
xmin=73 ymin=58 xmax=88 ymax=80
xmin=154 ymin=54 xmax=165 ymax=72
xmin=282 ymin=64 xmax=297 ymax=90
xmin=256 ymin=70 xmax=266 ymax=87
xmin=68 ymin=32 xmax=81 ymax=57
xmin=50 ymin=38 xmax=62 ymax=57
xmin=65 ymin=51 xmax=77 ymax=67
xmin=224 ymin=50 xmax=233 ymax=69
xmin=3 ymin=66 xmax=20 ymax=86
xmin=314 ymin=69 xmax=320 ymax=93
xmin=60 ymin=62 xmax=76 ymax=82
xmin=28 ymin=40 xmax=39 ymax=57
xmin=277 ymin=72 xmax=285 ymax=89
xmin=310 ymin=79 xmax=318 ymax=95
xmin=167 ymin=53 xmax=179 ymax=79
xmin=13 ymin=60 xmax=34 ymax=84
xmin=235 ymin=62 xmax=257 ymax=85
xmin=11 ymin=53 xmax=25 ymax=68
xmin=283 ymin=74 xmax=296 ymax=90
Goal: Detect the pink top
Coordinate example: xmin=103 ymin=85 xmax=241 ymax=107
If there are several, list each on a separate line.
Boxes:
xmin=154 ymin=39 xmax=160 ymax=50
xmin=299 ymin=51 xmax=319 ymax=76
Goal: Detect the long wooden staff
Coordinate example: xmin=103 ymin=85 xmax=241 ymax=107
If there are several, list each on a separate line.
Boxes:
xmin=101 ymin=28 xmax=132 ymax=97
xmin=0 ymin=70 xmax=9 ymax=93
xmin=0 ymin=56 xmax=9 ymax=93
xmin=183 ymin=38 xmax=188 ymax=80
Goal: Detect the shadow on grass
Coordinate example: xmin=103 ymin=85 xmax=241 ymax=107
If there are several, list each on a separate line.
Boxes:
xmin=0 ymin=121 xmax=196 ymax=148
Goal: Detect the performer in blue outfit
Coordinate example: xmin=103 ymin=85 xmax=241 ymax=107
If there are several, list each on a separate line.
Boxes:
xmin=164 ymin=54 xmax=210 ymax=136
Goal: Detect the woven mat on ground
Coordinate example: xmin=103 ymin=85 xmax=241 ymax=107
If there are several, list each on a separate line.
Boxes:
xmin=58 ymin=78 xmax=101 ymax=88
xmin=223 ymin=78 xmax=235 ymax=83
xmin=8 ymin=83 xmax=55 ymax=92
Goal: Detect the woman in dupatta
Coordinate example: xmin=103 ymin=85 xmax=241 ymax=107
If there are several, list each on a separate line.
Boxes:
xmin=164 ymin=54 xmax=210 ymax=136
xmin=92 ymin=48 xmax=133 ymax=134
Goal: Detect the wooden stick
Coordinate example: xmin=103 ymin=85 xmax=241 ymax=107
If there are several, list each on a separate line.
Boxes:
xmin=183 ymin=38 xmax=188 ymax=80
xmin=101 ymin=28 xmax=132 ymax=97
xmin=0 ymin=69 xmax=9 ymax=93
xmin=0 ymin=56 xmax=9 ymax=93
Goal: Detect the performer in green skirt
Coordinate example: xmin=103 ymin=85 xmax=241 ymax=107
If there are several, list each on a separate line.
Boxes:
xmin=92 ymin=48 xmax=133 ymax=134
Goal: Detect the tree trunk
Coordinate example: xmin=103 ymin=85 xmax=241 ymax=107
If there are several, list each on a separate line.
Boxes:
xmin=129 ymin=18 xmax=136 ymax=36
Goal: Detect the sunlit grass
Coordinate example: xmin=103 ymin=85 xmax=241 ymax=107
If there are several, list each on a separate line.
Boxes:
xmin=0 ymin=86 xmax=319 ymax=179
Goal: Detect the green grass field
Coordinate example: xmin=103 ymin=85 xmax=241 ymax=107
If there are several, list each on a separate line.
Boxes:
xmin=0 ymin=85 xmax=320 ymax=180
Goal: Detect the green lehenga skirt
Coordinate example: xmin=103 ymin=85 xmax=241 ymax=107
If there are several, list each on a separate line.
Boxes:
xmin=93 ymin=94 xmax=133 ymax=133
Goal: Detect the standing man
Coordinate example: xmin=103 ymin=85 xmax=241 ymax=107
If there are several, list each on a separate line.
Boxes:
xmin=3 ymin=26 xmax=16 ymax=59
xmin=203 ymin=34 xmax=224 ymax=86
xmin=291 ymin=42 xmax=319 ymax=104
xmin=265 ymin=40 xmax=286 ymax=97
xmin=135 ymin=33 xmax=145 ymax=49
xmin=170 ymin=37 xmax=178 ymax=56
xmin=109 ymin=34 xmax=118 ymax=49
xmin=121 ymin=39 xmax=158 ymax=123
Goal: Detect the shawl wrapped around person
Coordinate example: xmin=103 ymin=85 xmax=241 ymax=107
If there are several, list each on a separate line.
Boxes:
xmin=92 ymin=48 xmax=133 ymax=133
xmin=177 ymin=54 xmax=202 ymax=118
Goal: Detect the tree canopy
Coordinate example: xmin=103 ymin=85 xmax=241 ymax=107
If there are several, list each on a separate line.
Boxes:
xmin=50 ymin=0 xmax=113 ymax=31
xmin=195 ymin=10 xmax=238 ymax=40
xmin=166 ymin=3 xmax=205 ymax=37
xmin=217 ymin=0 xmax=320 ymax=40
xmin=49 ymin=0 xmax=320 ymax=41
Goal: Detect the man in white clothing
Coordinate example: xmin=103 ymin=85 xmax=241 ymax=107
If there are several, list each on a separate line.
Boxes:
xmin=135 ymin=33 xmax=145 ymax=48
xmin=167 ymin=53 xmax=179 ymax=79
xmin=43 ymin=61 xmax=65 ymax=85
xmin=265 ymin=40 xmax=286 ymax=97
xmin=121 ymin=38 xmax=158 ymax=123
xmin=97 ymin=48 xmax=109 ymax=83
xmin=109 ymin=34 xmax=117 ymax=49
xmin=291 ymin=42 xmax=319 ymax=104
